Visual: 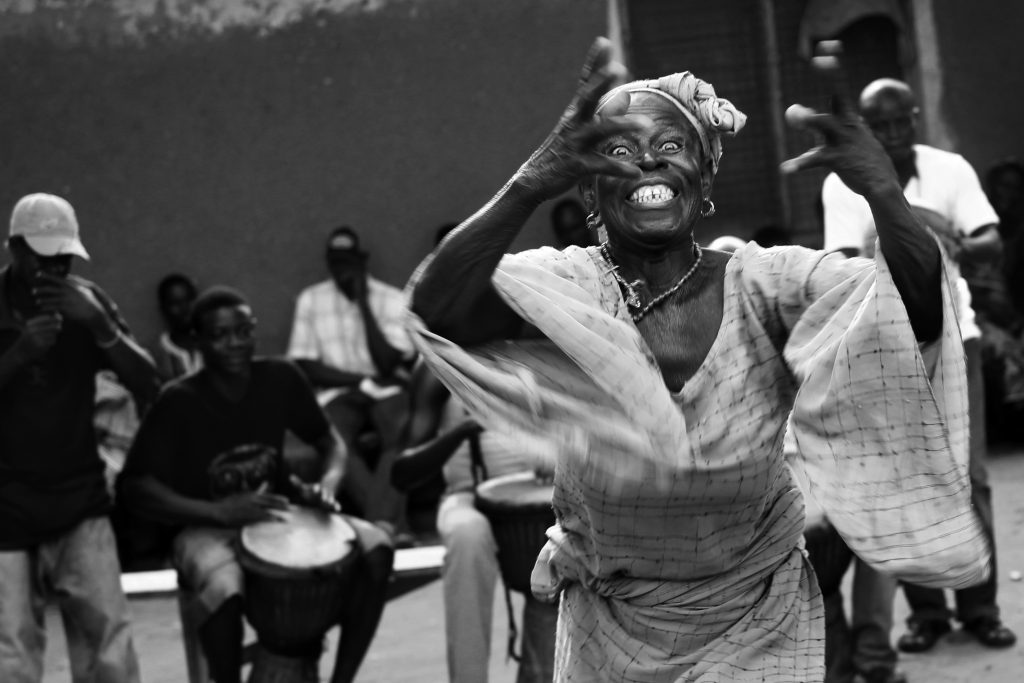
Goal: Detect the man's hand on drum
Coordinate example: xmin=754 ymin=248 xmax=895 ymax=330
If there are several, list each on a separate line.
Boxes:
xmin=214 ymin=483 xmax=291 ymax=527
xmin=515 ymin=37 xmax=647 ymax=201
xmin=289 ymin=473 xmax=343 ymax=513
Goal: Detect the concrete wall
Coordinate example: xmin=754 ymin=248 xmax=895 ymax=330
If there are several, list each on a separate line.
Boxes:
xmin=0 ymin=0 xmax=607 ymax=353
xmin=928 ymin=1 xmax=1024 ymax=182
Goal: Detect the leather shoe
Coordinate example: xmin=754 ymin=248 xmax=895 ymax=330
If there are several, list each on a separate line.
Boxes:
xmin=855 ymin=668 xmax=908 ymax=683
xmin=964 ymin=617 xmax=1017 ymax=648
xmin=897 ymin=619 xmax=951 ymax=653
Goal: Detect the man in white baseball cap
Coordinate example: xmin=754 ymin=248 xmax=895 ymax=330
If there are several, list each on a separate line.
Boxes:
xmin=0 ymin=192 xmax=159 ymax=682
xmin=9 ymin=192 xmax=90 ymax=260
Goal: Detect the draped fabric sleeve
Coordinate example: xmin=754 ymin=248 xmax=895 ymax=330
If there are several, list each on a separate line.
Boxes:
xmin=403 ymin=246 xmax=691 ymax=490
xmin=739 ymin=243 xmax=990 ymax=589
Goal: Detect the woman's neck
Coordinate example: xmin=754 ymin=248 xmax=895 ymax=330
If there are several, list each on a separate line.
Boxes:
xmin=605 ymin=239 xmax=699 ymax=291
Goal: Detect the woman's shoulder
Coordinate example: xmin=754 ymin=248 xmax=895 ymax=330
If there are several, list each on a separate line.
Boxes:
xmin=500 ymin=244 xmax=606 ymax=286
xmin=507 ymin=244 xmax=598 ymax=268
xmin=728 ymin=241 xmax=816 ymax=276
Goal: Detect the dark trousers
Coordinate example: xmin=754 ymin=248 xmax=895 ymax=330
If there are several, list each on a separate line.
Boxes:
xmin=900 ymin=339 xmax=1000 ymax=625
xmin=805 ymin=520 xmax=856 ymax=683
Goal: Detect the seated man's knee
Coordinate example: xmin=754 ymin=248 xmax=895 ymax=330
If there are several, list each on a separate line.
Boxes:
xmin=346 ymin=517 xmax=394 ymax=579
xmin=443 ymin=511 xmax=496 ymax=556
xmin=361 ymin=545 xmax=395 ymax=585
xmin=205 ymin=565 xmax=245 ymax=606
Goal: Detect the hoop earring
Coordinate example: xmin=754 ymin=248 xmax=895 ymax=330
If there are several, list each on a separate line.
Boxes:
xmin=586 ymin=210 xmax=602 ymax=231
xmin=701 ymin=198 xmax=716 ymax=219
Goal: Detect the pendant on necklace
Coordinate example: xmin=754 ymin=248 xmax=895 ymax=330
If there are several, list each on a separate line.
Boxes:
xmin=625 ymin=281 xmax=643 ymax=308
xmin=622 ymin=280 xmax=638 ymax=307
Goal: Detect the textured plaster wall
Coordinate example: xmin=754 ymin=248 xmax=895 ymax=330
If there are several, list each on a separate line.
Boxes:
xmin=0 ymin=0 xmax=606 ymax=352
xmin=929 ymin=1 xmax=1024 ymax=181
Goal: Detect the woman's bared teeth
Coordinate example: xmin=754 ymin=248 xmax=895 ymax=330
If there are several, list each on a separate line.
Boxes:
xmin=629 ymin=184 xmax=677 ymax=203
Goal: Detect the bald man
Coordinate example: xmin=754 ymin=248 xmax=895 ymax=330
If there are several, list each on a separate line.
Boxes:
xmin=821 ymin=79 xmax=1015 ymax=681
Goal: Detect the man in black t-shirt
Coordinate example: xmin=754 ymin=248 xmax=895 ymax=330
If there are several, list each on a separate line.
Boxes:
xmin=119 ymin=286 xmax=393 ymax=683
xmin=0 ymin=193 xmax=158 ymax=683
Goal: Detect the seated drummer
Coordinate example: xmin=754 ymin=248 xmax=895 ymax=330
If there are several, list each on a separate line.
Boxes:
xmin=118 ymin=286 xmax=393 ymax=683
xmin=393 ymin=359 xmax=558 ymax=683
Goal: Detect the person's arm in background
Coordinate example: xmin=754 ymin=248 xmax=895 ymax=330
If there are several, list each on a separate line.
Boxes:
xmin=391 ymin=361 xmax=480 ymax=492
xmin=122 ymin=474 xmax=288 ymax=527
xmin=287 ymin=288 xmax=366 ymax=389
xmin=355 ymin=278 xmax=408 ymax=380
xmin=293 ymin=358 xmax=365 ymax=389
xmin=952 ymin=155 xmax=1003 ymax=265
xmin=0 ymin=314 xmax=61 ymax=391
xmin=961 ymin=224 xmax=1001 ymax=263
xmin=43 ymin=276 xmax=160 ymax=410
xmin=118 ymin=395 xmax=288 ymax=527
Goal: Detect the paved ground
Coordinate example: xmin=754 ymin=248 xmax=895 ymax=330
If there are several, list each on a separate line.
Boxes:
xmin=41 ymin=447 xmax=1024 ymax=682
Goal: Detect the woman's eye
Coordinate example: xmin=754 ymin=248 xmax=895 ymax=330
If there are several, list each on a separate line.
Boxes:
xmin=660 ymin=140 xmax=681 ymax=153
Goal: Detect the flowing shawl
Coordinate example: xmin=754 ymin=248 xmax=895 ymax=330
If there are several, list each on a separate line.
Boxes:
xmin=405 ymin=242 xmax=989 ymax=682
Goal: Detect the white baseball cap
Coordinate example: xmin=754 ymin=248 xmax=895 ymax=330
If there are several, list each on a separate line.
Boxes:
xmin=9 ymin=193 xmax=90 ymax=260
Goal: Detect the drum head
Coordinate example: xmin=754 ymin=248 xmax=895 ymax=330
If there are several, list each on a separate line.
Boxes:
xmin=241 ymin=506 xmax=356 ymax=570
xmin=475 ymin=471 xmax=553 ymax=507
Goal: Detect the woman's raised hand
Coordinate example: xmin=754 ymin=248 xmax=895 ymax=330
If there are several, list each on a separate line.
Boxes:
xmin=780 ymin=102 xmax=899 ymax=200
xmin=780 ymin=55 xmax=901 ymax=200
xmin=515 ymin=37 xmax=645 ymax=200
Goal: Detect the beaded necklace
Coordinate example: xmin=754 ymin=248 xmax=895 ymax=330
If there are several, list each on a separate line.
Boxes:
xmin=599 ymin=241 xmax=703 ymax=323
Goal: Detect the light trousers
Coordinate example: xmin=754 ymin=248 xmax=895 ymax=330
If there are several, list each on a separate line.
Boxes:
xmin=0 ymin=516 xmax=141 ymax=683
xmin=438 ymin=491 xmax=557 ymax=683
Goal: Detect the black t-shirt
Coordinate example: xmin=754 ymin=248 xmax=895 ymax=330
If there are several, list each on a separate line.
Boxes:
xmin=0 ymin=269 xmax=129 ymax=550
xmin=123 ymin=358 xmax=330 ymax=502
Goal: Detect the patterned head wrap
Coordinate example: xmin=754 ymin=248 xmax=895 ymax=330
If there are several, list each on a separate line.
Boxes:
xmin=596 ymin=72 xmax=747 ymax=175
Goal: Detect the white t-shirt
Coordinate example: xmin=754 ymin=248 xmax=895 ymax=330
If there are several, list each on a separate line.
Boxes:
xmin=821 ymin=144 xmax=998 ymax=341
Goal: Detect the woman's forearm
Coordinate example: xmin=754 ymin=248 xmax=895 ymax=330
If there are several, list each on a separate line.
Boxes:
xmin=869 ymin=185 xmax=943 ymax=341
xmin=411 ymin=176 xmax=543 ymax=344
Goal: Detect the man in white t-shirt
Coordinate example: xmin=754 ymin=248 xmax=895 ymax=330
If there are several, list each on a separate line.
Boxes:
xmin=821 ymin=79 xmax=1015 ymax=682
xmin=288 ymin=226 xmax=416 ymax=539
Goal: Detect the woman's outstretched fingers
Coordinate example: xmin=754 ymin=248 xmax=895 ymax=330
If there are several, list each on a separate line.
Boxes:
xmin=575 ymin=115 xmax=649 ymax=148
xmin=780 ymin=146 xmax=828 ymax=175
xmin=575 ymin=62 xmax=627 ymax=122
xmin=784 ymin=104 xmax=845 ymax=142
xmin=577 ymin=37 xmax=614 ymax=85
xmin=563 ymin=39 xmax=625 ymax=126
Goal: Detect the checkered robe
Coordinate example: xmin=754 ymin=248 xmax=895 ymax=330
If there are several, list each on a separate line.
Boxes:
xmin=405 ymin=242 xmax=989 ymax=682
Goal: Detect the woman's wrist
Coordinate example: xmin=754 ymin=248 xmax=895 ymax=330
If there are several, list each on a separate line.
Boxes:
xmin=509 ymin=171 xmax=554 ymax=207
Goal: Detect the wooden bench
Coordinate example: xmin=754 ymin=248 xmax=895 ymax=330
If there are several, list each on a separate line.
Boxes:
xmin=121 ymin=544 xmax=446 ymax=683
xmin=120 ymin=544 xmax=446 ymax=598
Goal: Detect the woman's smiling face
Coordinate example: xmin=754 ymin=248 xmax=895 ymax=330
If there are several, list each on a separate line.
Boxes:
xmin=592 ymin=92 xmax=714 ymax=252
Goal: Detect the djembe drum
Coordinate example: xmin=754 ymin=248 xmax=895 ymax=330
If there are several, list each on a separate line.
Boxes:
xmin=474 ymin=471 xmax=556 ymax=593
xmin=239 ymin=506 xmax=359 ymax=683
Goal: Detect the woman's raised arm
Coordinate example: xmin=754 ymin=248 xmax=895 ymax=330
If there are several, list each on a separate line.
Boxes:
xmin=410 ymin=38 xmax=642 ymax=345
